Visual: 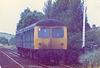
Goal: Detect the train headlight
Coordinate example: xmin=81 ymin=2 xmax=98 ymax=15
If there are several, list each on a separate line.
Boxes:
xmin=38 ymin=42 xmax=41 ymax=45
xmin=61 ymin=43 xmax=64 ymax=45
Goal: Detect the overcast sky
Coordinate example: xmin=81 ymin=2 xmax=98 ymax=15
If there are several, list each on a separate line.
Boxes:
xmin=86 ymin=0 xmax=100 ymax=27
xmin=0 ymin=0 xmax=100 ymax=35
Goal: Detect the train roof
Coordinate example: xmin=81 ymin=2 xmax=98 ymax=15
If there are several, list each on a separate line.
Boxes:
xmin=16 ymin=19 xmax=66 ymax=34
xmin=35 ymin=19 xmax=66 ymax=26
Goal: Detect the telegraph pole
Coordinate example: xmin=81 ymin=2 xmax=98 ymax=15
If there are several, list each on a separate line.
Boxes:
xmin=82 ymin=0 xmax=86 ymax=48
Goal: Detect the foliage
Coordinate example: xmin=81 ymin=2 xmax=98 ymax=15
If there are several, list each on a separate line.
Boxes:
xmin=65 ymin=32 xmax=83 ymax=65
xmin=78 ymin=29 xmax=100 ymax=66
xmin=0 ymin=36 xmax=8 ymax=44
xmin=67 ymin=29 xmax=100 ymax=50
xmin=79 ymin=49 xmax=100 ymax=66
xmin=17 ymin=8 xmax=45 ymax=30
xmin=84 ymin=29 xmax=100 ymax=51
xmin=65 ymin=48 xmax=82 ymax=65
xmin=43 ymin=0 xmax=91 ymax=33
xmin=65 ymin=29 xmax=100 ymax=65
xmin=68 ymin=32 xmax=82 ymax=49
xmin=43 ymin=0 xmax=53 ymax=18
xmin=8 ymin=37 xmax=16 ymax=45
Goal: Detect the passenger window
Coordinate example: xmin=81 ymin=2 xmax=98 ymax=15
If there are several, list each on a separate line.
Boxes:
xmin=38 ymin=28 xmax=50 ymax=38
xmin=52 ymin=28 xmax=64 ymax=38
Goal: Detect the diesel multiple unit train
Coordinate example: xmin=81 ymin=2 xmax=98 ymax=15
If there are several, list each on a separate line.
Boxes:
xmin=16 ymin=19 xmax=67 ymax=64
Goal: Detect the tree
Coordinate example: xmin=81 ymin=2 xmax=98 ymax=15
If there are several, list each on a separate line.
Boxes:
xmin=17 ymin=8 xmax=45 ymax=30
xmin=8 ymin=37 xmax=15 ymax=45
xmin=79 ymin=49 xmax=100 ymax=66
xmin=0 ymin=36 xmax=8 ymax=44
xmin=20 ymin=7 xmax=31 ymax=19
xmin=43 ymin=0 xmax=91 ymax=33
xmin=44 ymin=0 xmax=53 ymax=18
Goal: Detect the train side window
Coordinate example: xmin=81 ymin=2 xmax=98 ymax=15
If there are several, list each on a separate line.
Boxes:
xmin=23 ymin=32 xmax=25 ymax=47
xmin=31 ymin=29 xmax=34 ymax=41
xmin=38 ymin=28 xmax=50 ymax=38
xmin=23 ymin=32 xmax=25 ymax=41
xmin=52 ymin=28 xmax=64 ymax=38
xmin=28 ymin=30 xmax=30 ymax=41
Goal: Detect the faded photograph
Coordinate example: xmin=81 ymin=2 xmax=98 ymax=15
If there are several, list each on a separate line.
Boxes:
xmin=0 ymin=0 xmax=100 ymax=68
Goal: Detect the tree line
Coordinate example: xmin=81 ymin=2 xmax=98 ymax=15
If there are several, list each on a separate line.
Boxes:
xmin=17 ymin=8 xmax=45 ymax=30
xmin=17 ymin=0 xmax=90 ymax=33
xmin=0 ymin=36 xmax=8 ymax=44
xmin=0 ymin=36 xmax=15 ymax=45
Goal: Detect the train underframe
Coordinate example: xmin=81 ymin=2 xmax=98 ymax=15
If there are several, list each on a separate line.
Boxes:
xmin=17 ymin=47 xmax=66 ymax=64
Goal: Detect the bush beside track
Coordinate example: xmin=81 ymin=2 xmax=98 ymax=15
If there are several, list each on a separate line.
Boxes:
xmin=65 ymin=29 xmax=100 ymax=67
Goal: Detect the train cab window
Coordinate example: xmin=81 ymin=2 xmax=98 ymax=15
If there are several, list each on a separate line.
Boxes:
xmin=52 ymin=28 xmax=64 ymax=38
xmin=38 ymin=28 xmax=50 ymax=38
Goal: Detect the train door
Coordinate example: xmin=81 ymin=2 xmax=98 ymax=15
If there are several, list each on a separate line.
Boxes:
xmin=51 ymin=27 xmax=67 ymax=49
xmin=34 ymin=27 xmax=51 ymax=49
xmin=38 ymin=27 xmax=51 ymax=49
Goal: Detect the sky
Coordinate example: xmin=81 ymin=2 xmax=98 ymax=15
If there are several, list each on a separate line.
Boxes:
xmin=86 ymin=0 xmax=100 ymax=27
xmin=0 ymin=0 xmax=100 ymax=35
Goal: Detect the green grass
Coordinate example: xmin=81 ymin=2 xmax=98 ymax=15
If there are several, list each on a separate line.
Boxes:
xmin=4 ymin=45 xmax=17 ymax=50
xmin=0 ymin=44 xmax=17 ymax=50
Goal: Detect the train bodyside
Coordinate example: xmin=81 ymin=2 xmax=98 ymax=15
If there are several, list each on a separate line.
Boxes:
xmin=16 ymin=24 xmax=35 ymax=56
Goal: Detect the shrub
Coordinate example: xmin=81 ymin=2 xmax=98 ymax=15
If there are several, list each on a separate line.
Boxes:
xmin=79 ymin=49 xmax=100 ymax=66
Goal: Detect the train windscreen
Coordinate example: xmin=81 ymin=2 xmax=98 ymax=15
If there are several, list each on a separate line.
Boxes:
xmin=38 ymin=28 xmax=50 ymax=38
xmin=52 ymin=28 xmax=64 ymax=38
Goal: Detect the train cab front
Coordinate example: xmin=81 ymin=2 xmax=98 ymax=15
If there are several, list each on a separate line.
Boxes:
xmin=34 ymin=19 xmax=67 ymax=64
xmin=34 ymin=26 xmax=67 ymax=50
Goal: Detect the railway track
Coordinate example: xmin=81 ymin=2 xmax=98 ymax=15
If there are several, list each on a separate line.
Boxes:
xmin=25 ymin=58 xmax=70 ymax=68
xmin=0 ymin=48 xmax=49 ymax=68
xmin=0 ymin=47 xmax=73 ymax=68
xmin=59 ymin=64 xmax=75 ymax=68
xmin=0 ymin=50 xmax=22 ymax=68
